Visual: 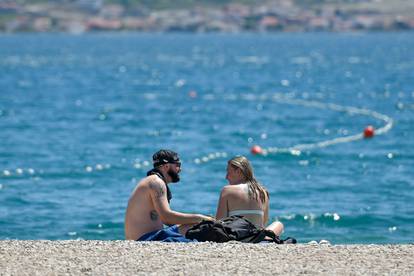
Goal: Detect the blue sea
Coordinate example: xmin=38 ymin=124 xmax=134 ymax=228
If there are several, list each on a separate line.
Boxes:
xmin=0 ymin=33 xmax=413 ymax=244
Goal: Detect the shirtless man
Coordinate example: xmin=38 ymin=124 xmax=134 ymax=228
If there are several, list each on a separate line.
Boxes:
xmin=125 ymin=149 xmax=211 ymax=241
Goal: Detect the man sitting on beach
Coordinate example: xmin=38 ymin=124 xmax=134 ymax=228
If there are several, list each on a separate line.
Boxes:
xmin=125 ymin=149 xmax=211 ymax=241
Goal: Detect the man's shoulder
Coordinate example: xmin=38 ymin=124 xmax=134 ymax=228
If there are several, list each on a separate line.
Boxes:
xmin=141 ymin=175 xmax=166 ymax=190
xmin=136 ymin=175 xmax=163 ymax=189
xmin=141 ymin=174 xmax=163 ymax=184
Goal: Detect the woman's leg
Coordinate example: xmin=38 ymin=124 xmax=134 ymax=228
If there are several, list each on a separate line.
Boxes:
xmin=266 ymin=221 xmax=284 ymax=236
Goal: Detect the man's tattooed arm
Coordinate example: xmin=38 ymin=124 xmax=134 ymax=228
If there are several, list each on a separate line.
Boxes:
xmin=149 ymin=180 xmax=165 ymax=199
xmin=148 ymin=179 xmax=171 ymax=223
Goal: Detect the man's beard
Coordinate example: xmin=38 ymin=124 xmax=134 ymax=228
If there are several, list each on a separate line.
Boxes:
xmin=168 ymin=168 xmax=180 ymax=183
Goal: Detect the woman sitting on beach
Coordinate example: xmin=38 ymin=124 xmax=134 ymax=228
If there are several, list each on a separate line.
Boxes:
xmin=215 ymin=155 xmax=284 ymax=236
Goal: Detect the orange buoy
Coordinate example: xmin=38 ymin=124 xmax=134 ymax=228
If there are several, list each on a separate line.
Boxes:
xmin=250 ymin=145 xmax=263 ymax=155
xmin=188 ymin=90 xmax=197 ymax=98
xmin=364 ymin=125 xmax=375 ymax=138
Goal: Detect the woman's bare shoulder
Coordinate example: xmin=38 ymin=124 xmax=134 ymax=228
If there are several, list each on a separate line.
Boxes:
xmin=220 ymin=185 xmax=236 ymax=194
xmin=220 ymin=184 xmax=245 ymax=197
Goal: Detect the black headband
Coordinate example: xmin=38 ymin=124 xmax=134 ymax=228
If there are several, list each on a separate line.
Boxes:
xmin=153 ymin=157 xmax=181 ymax=168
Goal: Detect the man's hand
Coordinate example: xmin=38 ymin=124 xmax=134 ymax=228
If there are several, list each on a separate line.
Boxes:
xmin=198 ymin=214 xmax=215 ymax=222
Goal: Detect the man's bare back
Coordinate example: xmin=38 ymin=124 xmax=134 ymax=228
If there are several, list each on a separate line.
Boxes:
xmin=125 ymin=175 xmax=164 ymax=240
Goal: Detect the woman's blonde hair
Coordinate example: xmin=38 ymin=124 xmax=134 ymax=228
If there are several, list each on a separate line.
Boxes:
xmin=228 ymin=156 xmax=268 ymax=204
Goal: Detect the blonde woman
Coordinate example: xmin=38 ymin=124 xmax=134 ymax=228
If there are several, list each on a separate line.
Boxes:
xmin=215 ymin=156 xmax=284 ymax=236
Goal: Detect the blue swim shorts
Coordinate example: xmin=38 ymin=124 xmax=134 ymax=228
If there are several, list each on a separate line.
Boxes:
xmin=137 ymin=225 xmax=194 ymax=242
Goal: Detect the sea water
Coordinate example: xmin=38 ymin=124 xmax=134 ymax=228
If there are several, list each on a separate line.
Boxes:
xmin=0 ymin=33 xmax=413 ymax=244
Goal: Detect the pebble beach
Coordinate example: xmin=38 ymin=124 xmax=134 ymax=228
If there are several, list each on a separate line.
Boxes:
xmin=1 ymin=241 xmax=413 ymax=275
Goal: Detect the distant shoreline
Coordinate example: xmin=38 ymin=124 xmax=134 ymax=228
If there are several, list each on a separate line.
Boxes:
xmin=1 ymin=241 xmax=413 ymax=275
xmin=2 ymin=1 xmax=414 ymax=34
xmin=1 ymin=30 xmax=413 ymax=35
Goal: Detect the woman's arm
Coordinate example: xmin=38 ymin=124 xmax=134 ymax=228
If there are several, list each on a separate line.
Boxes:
xmin=263 ymin=192 xmax=269 ymax=226
xmin=215 ymin=186 xmax=230 ymax=220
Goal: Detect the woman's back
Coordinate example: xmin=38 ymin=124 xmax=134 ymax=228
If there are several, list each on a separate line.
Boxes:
xmin=216 ymin=155 xmax=283 ymax=236
xmin=217 ymin=183 xmax=268 ymax=228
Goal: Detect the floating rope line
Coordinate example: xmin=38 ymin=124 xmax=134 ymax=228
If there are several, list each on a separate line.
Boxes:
xmin=192 ymin=152 xmax=229 ymax=165
xmin=1 ymin=168 xmax=38 ymax=178
xmin=259 ymin=96 xmax=394 ymax=155
xmin=193 ymin=94 xmax=394 ymax=161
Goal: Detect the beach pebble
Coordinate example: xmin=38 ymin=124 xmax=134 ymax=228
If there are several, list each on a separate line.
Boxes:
xmin=319 ymin=240 xmax=331 ymax=245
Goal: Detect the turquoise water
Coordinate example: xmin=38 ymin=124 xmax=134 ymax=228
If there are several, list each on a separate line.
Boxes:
xmin=0 ymin=33 xmax=413 ymax=244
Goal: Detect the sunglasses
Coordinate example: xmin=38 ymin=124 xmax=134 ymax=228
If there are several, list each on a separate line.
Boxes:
xmin=170 ymin=161 xmax=181 ymax=167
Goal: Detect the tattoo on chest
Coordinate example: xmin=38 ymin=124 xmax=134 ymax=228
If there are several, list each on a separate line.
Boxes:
xmin=150 ymin=210 xmax=159 ymax=221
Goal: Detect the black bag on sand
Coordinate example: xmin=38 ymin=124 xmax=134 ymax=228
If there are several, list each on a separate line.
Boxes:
xmin=185 ymin=215 xmax=297 ymax=244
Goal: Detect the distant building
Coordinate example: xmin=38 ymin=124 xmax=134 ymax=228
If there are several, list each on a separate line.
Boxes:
xmin=100 ymin=4 xmax=124 ymax=19
xmin=60 ymin=20 xmax=87 ymax=34
xmin=308 ymin=17 xmax=331 ymax=31
xmin=76 ymin=0 xmax=102 ymax=14
xmin=259 ymin=16 xmax=281 ymax=31
xmin=123 ymin=17 xmax=151 ymax=30
xmin=86 ymin=17 xmax=122 ymax=31
xmin=33 ymin=17 xmax=52 ymax=32
xmin=0 ymin=2 xmax=19 ymax=14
